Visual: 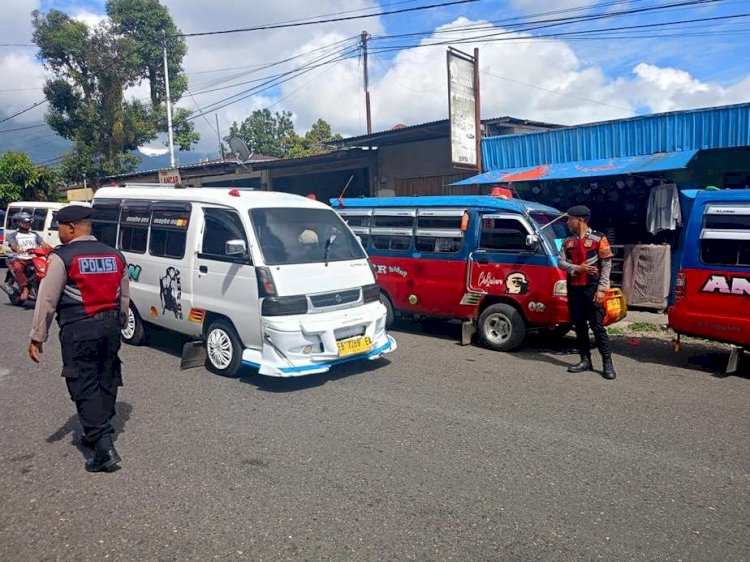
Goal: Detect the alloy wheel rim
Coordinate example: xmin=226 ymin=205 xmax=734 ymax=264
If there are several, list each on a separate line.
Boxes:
xmin=121 ymin=309 xmax=136 ymax=340
xmin=207 ymin=329 xmax=233 ymax=370
xmin=485 ymin=313 xmax=511 ymax=344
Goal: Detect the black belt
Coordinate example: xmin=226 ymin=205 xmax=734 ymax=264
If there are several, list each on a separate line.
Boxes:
xmin=92 ymin=309 xmax=120 ymax=320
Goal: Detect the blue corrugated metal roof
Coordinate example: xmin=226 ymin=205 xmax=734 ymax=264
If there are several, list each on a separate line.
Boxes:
xmin=482 ymin=103 xmax=750 ymax=170
xmin=453 ymin=150 xmax=698 ymax=185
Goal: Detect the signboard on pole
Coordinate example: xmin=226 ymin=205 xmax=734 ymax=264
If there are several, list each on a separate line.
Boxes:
xmin=158 ymin=168 xmax=182 ymax=186
xmin=447 ymin=48 xmax=480 ymax=170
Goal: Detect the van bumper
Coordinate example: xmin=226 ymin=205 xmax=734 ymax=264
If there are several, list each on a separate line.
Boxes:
xmin=669 ymin=305 xmax=750 ymax=347
xmin=242 ymin=301 xmax=397 ymax=377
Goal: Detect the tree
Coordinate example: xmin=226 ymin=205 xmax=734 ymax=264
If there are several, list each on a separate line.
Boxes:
xmin=285 ymin=118 xmax=343 ymax=158
xmin=32 ymin=0 xmax=198 ymax=182
xmin=225 ymin=109 xmax=296 ymax=159
xmin=225 ymin=112 xmax=343 ymax=159
xmin=0 ymin=152 xmax=59 ymax=208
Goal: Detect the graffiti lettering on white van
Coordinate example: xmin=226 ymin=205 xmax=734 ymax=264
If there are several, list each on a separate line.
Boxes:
xmin=700 ymin=274 xmax=750 ymax=296
xmin=127 ymin=264 xmax=142 ymax=282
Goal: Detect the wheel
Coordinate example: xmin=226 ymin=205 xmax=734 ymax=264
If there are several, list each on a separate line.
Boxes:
xmin=205 ymin=320 xmax=243 ymax=377
xmin=477 ymin=303 xmax=526 ymax=351
xmin=121 ymin=304 xmax=147 ymax=345
xmin=380 ymin=292 xmax=395 ymax=329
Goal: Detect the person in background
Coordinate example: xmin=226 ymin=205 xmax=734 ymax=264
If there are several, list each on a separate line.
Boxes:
xmin=28 ymin=205 xmax=130 ymax=472
xmin=6 ymin=213 xmax=52 ymax=301
xmin=558 ymin=205 xmax=617 ymax=380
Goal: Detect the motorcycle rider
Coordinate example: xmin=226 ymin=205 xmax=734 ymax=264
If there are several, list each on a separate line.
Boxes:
xmin=6 ymin=213 xmax=52 ymax=302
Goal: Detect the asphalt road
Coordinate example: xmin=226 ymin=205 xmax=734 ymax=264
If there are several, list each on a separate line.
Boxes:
xmin=0 ymin=286 xmax=748 ymax=560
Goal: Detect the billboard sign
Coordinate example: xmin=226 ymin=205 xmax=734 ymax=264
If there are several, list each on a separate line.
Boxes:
xmin=158 ymin=168 xmax=182 ymax=185
xmin=447 ymin=48 xmax=479 ymax=170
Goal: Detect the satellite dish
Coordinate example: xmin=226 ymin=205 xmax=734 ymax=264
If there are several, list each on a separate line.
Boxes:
xmin=228 ymin=136 xmax=252 ymax=163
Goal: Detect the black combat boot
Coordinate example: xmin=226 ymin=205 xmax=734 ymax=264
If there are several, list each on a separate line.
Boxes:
xmin=85 ymin=438 xmax=121 ymax=473
xmin=602 ymin=357 xmax=616 ymax=380
xmin=567 ymin=355 xmax=592 ymax=373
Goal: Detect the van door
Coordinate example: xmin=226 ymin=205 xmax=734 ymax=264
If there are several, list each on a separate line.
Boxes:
xmin=192 ymin=207 xmax=261 ymax=349
xmin=468 ymin=213 xmax=561 ymax=323
xmin=46 ymin=209 xmax=62 ymax=247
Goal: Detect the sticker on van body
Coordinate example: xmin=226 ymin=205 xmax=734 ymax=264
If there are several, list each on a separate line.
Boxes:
xmin=701 ymin=274 xmax=750 ymax=296
xmin=160 ymin=266 xmax=183 ymax=319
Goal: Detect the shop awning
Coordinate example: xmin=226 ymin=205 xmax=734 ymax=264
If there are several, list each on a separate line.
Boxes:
xmin=451 ymin=150 xmax=699 ymax=185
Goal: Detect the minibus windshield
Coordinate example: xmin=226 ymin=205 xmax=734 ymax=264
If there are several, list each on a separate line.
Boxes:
xmin=530 ymin=212 xmax=568 ymax=252
xmin=250 ymin=207 xmax=367 ymax=266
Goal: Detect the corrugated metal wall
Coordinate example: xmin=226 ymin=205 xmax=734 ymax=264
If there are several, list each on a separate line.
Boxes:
xmin=482 ymin=103 xmax=750 ymax=170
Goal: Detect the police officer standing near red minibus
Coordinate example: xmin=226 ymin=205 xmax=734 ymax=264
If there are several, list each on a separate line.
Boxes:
xmin=28 ymin=205 xmax=130 ymax=472
xmin=558 ymin=205 xmax=617 ymax=380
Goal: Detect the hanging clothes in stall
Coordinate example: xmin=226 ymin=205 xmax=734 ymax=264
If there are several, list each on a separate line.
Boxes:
xmin=647 ymin=181 xmax=682 ymax=234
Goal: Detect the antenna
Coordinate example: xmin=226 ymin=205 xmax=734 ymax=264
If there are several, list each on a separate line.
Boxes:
xmin=228 ymin=136 xmax=253 ymax=168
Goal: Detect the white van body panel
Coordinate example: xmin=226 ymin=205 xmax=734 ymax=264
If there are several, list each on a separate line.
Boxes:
xmin=93 ymin=186 xmax=395 ymax=377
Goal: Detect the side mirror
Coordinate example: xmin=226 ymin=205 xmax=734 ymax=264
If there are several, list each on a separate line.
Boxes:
xmin=525 ymin=234 xmax=540 ymax=248
xmin=225 ymin=239 xmax=247 ymax=256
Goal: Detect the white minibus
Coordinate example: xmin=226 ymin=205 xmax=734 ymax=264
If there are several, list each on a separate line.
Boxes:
xmin=92 ymin=185 xmax=396 ymax=377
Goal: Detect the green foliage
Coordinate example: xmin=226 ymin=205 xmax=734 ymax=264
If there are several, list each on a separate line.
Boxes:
xmin=32 ymin=0 xmax=198 ymax=183
xmin=0 ymin=152 xmax=59 ymax=208
xmin=225 ymin=112 xmax=342 ymax=159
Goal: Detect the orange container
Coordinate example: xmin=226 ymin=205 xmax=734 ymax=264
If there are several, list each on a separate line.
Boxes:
xmin=603 ymin=288 xmax=628 ymax=326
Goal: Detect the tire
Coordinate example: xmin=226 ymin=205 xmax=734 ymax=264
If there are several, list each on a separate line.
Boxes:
xmin=477 ymin=303 xmax=526 ymax=351
xmin=205 ymin=320 xmax=243 ymax=377
xmin=121 ymin=304 xmax=147 ymax=346
xmin=380 ymin=292 xmax=395 ymax=329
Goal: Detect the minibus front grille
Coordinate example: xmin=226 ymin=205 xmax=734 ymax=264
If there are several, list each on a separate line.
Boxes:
xmin=310 ymin=288 xmax=360 ymax=309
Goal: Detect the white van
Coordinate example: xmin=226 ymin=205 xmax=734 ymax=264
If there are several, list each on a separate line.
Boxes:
xmin=3 ymin=201 xmax=81 ymax=251
xmin=92 ymin=185 xmax=396 ymax=377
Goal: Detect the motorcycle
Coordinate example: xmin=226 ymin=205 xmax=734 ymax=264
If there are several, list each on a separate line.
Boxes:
xmin=2 ymin=247 xmax=53 ymax=306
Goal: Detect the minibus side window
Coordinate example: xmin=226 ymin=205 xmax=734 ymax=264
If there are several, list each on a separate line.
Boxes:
xmin=150 ymin=206 xmax=190 ymax=259
xmin=118 ymin=202 xmax=150 ymax=254
xmin=200 ymin=208 xmax=250 ymax=263
xmin=479 ymin=217 xmax=530 ymax=252
xmin=91 ymin=201 xmax=121 ymax=247
xmin=32 ymin=208 xmax=46 ymax=231
xmin=372 ymin=235 xmax=411 ymax=251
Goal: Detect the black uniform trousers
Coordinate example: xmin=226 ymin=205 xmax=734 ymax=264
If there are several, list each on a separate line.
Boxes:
xmin=567 ymin=285 xmax=612 ymax=360
xmin=59 ymin=311 xmax=123 ymax=450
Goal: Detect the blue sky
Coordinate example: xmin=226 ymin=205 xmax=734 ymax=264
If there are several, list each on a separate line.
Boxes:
xmin=3 ymin=0 xmax=750 ymax=161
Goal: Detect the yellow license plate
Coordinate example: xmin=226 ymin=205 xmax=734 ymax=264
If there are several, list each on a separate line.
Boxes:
xmin=336 ymin=336 xmax=372 ymax=357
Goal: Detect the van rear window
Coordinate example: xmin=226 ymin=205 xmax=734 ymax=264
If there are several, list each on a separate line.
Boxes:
xmin=250 ymin=208 xmax=366 ymax=266
xmin=700 ymin=206 xmax=750 ymax=267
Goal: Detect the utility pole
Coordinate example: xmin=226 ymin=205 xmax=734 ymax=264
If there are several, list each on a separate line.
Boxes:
xmin=473 ymin=47 xmax=482 ymax=173
xmin=216 ymin=114 xmax=225 ymax=160
xmin=161 ymin=30 xmax=176 ymax=169
xmin=361 ymin=30 xmax=372 ymax=135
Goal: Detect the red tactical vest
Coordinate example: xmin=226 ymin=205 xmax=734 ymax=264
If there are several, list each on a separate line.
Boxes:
xmin=54 ymin=240 xmax=126 ymax=327
xmin=563 ymin=230 xmax=613 ymax=288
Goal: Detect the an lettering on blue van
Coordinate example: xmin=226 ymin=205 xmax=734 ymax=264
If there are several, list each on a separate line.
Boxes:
xmin=78 ymin=257 xmax=118 ymax=274
xmin=701 ymin=274 xmax=750 ymax=296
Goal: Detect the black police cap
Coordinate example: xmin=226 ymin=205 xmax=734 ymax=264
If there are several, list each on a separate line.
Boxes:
xmin=57 ymin=205 xmax=94 ymax=224
xmin=566 ymin=205 xmax=591 ymax=219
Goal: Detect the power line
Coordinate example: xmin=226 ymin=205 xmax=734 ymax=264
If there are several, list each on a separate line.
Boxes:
xmin=173 ymin=0 xmax=479 ymax=38
xmin=482 ymin=70 xmax=643 ymax=115
xmin=0 ymin=100 xmax=48 ymax=125
xmin=0 ymin=123 xmax=49 ymax=134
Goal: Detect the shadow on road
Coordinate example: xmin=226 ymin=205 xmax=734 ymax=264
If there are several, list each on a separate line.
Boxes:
xmin=45 ymin=401 xmax=133 ymax=458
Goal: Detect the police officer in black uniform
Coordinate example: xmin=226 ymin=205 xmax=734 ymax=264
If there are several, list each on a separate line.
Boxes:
xmin=29 ymin=205 xmax=129 ymax=472
xmin=558 ymin=205 xmax=617 ymax=380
